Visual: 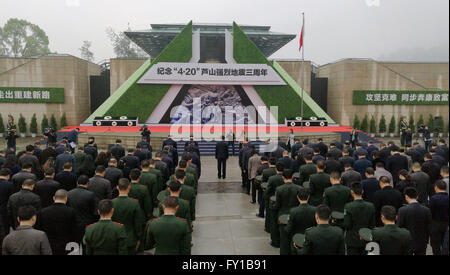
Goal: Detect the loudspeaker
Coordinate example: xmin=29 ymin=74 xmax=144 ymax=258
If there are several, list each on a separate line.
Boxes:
xmin=93 ymin=116 xmax=138 ymax=127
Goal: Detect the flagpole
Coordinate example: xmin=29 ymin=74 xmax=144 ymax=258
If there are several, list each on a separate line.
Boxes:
xmin=300 ymin=12 xmax=305 ymax=132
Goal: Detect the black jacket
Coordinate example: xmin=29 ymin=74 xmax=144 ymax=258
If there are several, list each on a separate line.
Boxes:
xmin=34 ymin=178 xmax=61 ymax=208
xmin=121 ymin=154 xmax=140 ymax=170
xmin=361 ymin=177 xmax=380 ymax=204
xmin=67 ymin=186 xmax=98 ymax=230
xmin=88 ymin=175 xmax=112 ymax=201
xmin=35 ymin=203 xmax=78 ymax=255
xmin=215 ymin=141 xmax=229 ymax=159
xmin=326 ymin=147 xmax=342 ymax=160
xmin=7 ymin=189 xmax=41 ymax=229
xmin=397 ymin=202 xmax=432 ymax=252
xmin=11 ymin=171 xmax=37 ymax=193
xmin=110 ymin=144 xmax=125 ymax=161
xmin=386 ymin=153 xmax=409 ymax=184
xmin=421 ymin=160 xmax=441 ymax=193
xmin=324 ymin=159 xmax=343 ymax=174
xmin=411 ymin=171 xmax=430 ymax=204
xmin=373 ymin=186 xmax=404 ymax=226
xmin=40 ymin=148 xmax=58 ymax=165
xmin=0 ymin=179 xmax=14 ymax=229
xmin=54 ymin=171 xmax=78 ymax=192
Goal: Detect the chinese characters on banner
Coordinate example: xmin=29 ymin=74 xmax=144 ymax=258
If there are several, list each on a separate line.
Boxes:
xmin=0 ymin=87 xmax=64 ymax=103
xmin=353 ymin=90 xmax=449 ymax=105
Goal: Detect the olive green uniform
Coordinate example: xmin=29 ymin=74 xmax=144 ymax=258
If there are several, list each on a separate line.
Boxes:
xmin=163 ymin=185 xmax=196 ymax=221
xmin=129 ymin=182 xmax=153 ymax=219
xmin=112 ymin=196 xmax=146 ymax=254
xmin=323 ymin=184 xmax=353 ymax=212
xmin=273 ymin=181 xmax=302 ymax=255
xmin=285 ymin=203 xmax=317 ymax=254
xmin=83 ymin=219 xmax=128 ymax=255
xmin=261 ymin=167 xmax=277 ymax=232
xmin=139 ymin=171 xmax=160 ymax=207
xmin=297 ymin=224 xmax=345 ymax=255
xmin=372 ymin=224 xmax=412 ymax=255
xmin=342 ymin=199 xmax=375 ymax=255
xmin=298 ymin=163 xmax=317 ymax=185
xmin=264 ymin=173 xmax=284 ymax=247
xmin=169 ymin=171 xmax=197 ymax=193
xmin=148 ymin=167 xmax=164 ymax=193
xmin=144 ymin=215 xmax=191 ymax=255
xmin=309 ymin=172 xmax=331 ymax=206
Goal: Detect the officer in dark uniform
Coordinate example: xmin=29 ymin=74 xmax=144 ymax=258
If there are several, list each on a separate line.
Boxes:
xmin=261 ymin=157 xmax=277 ymax=228
xmin=83 ymin=137 xmax=98 ymax=161
xmin=372 ymin=205 xmax=412 ymax=255
xmin=309 ymin=160 xmax=331 ymax=206
xmin=140 ymin=160 xmax=160 ymax=208
xmin=264 ymin=162 xmax=284 ymax=247
xmin=343 ymin=182 xmax=375 ymax=255
xmin=163 ymin=170 xmax=196 ymax=221
xmin=297 ymin=205 xmax=345 ymax=255
xmin=323 ymin=171 xmax=353 ymax=213
xmin=298 ymin=154 xmax=317 ymax=186
xmin=149 ymin=159 xmax=164 ymax=192
xmin=144 ymin=196 xmax=191 ymax=255
xmin=129 ymin=169 xmax=153 ymax=220
xmin=83 ymin=199 xmax=128 ymax=255
xmin=112 ymin=179 xmax=145 ymax=255
xmin=285 ymin=188 xmax=316 ymax=254
xmin=273 ymin=169 xmax=302 ymax=255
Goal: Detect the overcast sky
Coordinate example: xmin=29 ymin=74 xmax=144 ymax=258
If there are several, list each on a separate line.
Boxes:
xmin=1 ymin=0 xmax=448 ymax=64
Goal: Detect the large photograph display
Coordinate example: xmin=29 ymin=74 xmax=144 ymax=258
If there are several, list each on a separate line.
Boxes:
xmin=165 ymin=84 xmax=258 ymax=124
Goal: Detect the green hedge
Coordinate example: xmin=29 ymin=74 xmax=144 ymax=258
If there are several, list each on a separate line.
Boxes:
xmin=104 ymin=21 xmax=193 ymax=123
xmin=232 ymin=22 xmax=314 ymax=123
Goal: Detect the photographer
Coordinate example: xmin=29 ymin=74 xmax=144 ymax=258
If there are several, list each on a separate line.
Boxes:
xmin=44 ymin=127 xmax=57 ymax=148
xmin=140 ymin=125 xmax=151 ymax=144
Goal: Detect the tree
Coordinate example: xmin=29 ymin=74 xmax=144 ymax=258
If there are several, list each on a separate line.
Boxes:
xmin=409 ymin=115 xmax=415 ymax=133
xmin=106 ymin=27 xmax=148 ymax=58
xmin=353 ymin=114 xmax=360 ymax=130
xmin=389 ymin=116 xmax=396 ymax=134
xmin=0 ymin=18 xmax=51 ymax=57
xmin=417 ymin=114 xmax=424 ymax=128
xmin=427 ymin=114 xmax=434 ymax=130
xmin=60 ymin=112 xmax=68 ymax=128
xmin=379 ymin=115 xmax=387 ymax=135
xmin=18 ymin=114 xmax=26 ymax=135
xmin=41 ymin=114 xmax=49 ymax=134
xmin=0 ymin=114 xmax=4 ymax=134
xmin=80 ymin=41 xmax=94 ymax=62
xmin=360 ymin=115 xmax=369 ymax=133
xmin=50 ymin=114 xmax=58 ymax=130
xmin=369 ymin=116 xmax=376 ymax=134
xmin=30 ymin=114 xmax=38 ymax=134
xmin=438 ymin=116 xmax=444 ymax=133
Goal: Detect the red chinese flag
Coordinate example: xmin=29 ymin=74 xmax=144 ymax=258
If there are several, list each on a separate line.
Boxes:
xmin=299 ymin=25 xmax=303 ymax=51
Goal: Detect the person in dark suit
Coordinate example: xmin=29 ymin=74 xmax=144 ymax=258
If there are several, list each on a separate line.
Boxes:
xmin=110 ymin=139 xmax=125 ymax=161
xmin=428 ymin=180 xmax=449 ymax=255
xmin=316 ymin=138 xmax=328 ymax=157
xmin=163 ymin=135 xmax=177 ymax=150
xmin=422 ymin=153 xmax=441 ymax=195
xmin=88 ymin=166 xmax=112 ymax=201
xmin=324 ymin=156 xmax=342 ymax=174
xmin=397 ymin=187 xmax=432 ymax=255
xmin=0 ymin=168 xmax=14 ymax=239
xmin=341 ymin=163 xmax=362 ymax=187
xmin=35 ymin=189 xmax=78 ymax=255
xmin=11 ymin=163 xmax=36 ymax=193
xmin=67 ymin=175 xmax=99 ymax=243
xmin=54 ymin=162 xmax=78 ymax=192
xmin=7 ymin=179 xmax=41 ymax=230
xmin=278 ymin=150 xmax=293 ymax=171
xmin=34 ymin=168 xmax=61 ymax=209
xmin=430 ymin=148 xmax=446 ymax=168
xmin=326 ymin=143 xmax=342 ymax=160
xmin=354 ymin=151 xmax=372 ymax=180
xmin=386 ymin=146 xmax=409 ymax=185
xmin=83 ymin=137 xmax=98 ymax=161
xmin=215 ymin=136 xmax=229 ymax=179
xmin=18 ymin=145 xmax=41 ymax=178
xmin=55 ymin=147 xmax=75 ymax=174
xmin=366 ymin=141 xmax=379 ymax=161
xmin=339 ymin=149 xmax=354 ymax=168
xmin=405 ymin=145 xmax=423 ymax=165
xmin=373 ymin=176 xmax=404 ymax=226
xmin=361 ymin=167 xmax=380 ymax=204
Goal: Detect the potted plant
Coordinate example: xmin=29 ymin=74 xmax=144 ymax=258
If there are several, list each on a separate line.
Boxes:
xmin=427 ymin=114 xmax=434 ymax=137
xmin=41 ymin=115 xmax=49 ymax=135
xmin=388 ymin=115 xmax=396 ymax=138
xmin=30 ymin=114 xmax=38 ymax=138
xmin=0 ymin=114 xmax=4 ymax=138
xmin=360 ymin=115 xmax=369 ymax=133
xmin=50 ymin=114 xmax=58 ymax=130
xmin=417 ymin=114 xmax=424 ymax=137
xmin=353 ymin=114 xmax=360 ymax=130
xmin=438 ymin=116 xmax=444 ymax=137
xmin=369 ymin=116 xmax=376 ymax=137
xmin=60 ymin=112 xmax=68 ymax=129
xmin=18 ymin=114 xmax=27 ymax=138
xmin=379 ymin=115 xmax=386 ymax=137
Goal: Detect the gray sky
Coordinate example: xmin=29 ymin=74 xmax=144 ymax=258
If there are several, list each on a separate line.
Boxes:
xmin=1 ymin=0 xmax=448 ymax=65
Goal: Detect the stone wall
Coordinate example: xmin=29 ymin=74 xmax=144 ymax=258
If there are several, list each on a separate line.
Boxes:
xmin=109 ymin=58 xmax=147 ymax=95
xmin=0 ymin=55 xmax=101 ymax=135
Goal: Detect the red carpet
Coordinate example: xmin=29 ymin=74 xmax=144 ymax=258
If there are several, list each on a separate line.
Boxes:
xmin=60 ymin=125 xmax=354 ymax=133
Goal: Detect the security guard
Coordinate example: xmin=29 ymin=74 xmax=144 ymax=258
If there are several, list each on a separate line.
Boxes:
xmin=261 ymin=157 xmax=277 ymax=231
xmin=342 ymin=182 xmax=375 ymax=255
xmin=297 ymin=205 xmax=345 ymax=255
xmin=323 ymin=171 xmax=353 ymax=213
xmin=112 ymin=178 xmax=146 ymax=255
xmin=298 ymin=154 xmax=317 ymax=185
xmin=285 ymin=188 xmax=317 ymax=254
xmin=273 ymin=169 xmax=302 ymax=255
xmin=140 ymin=160 xmax=160 ymax=208
xmin=309 ymin=160 xmax=331 ymax=206
xmin=156 ymin=179 xmax=192 ymax=254
xmin=264 ymin=162 xmax=285 ymax=247
xmin=129 ymin=169 xmax=153 ymax=219
xmin=144 ymin=196 xmax=191 ymax=255
xmin=164 ymin=170 xmax=196 ymax=221
xmin=83 ymin=199 xmax=128 ymax=255
xmin=372 ymin=205 xmax=412 ymax=255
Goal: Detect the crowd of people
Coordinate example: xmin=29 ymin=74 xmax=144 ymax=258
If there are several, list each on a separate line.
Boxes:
xmin=238 ymin=135 xmax=449 ymax=255
xmin=0 ymin=134 xmax=201 ymax=255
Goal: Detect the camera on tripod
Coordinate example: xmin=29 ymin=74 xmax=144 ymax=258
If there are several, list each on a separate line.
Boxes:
xmin=43 ymin=127 xmax=54 ymax=136
xmin=417 ymin=124 xmax=425 ymax=134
